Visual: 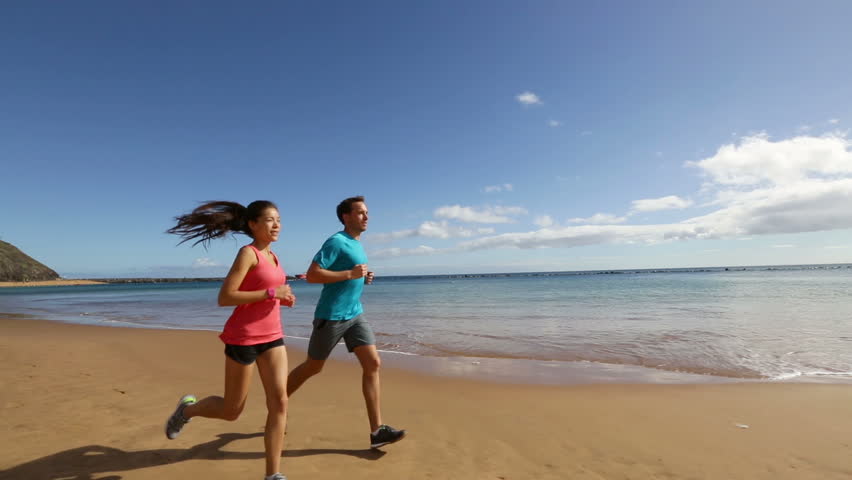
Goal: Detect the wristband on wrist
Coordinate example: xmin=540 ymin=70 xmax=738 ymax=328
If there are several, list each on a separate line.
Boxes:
xmin=266 ymin=287 xmax=276 ymax=300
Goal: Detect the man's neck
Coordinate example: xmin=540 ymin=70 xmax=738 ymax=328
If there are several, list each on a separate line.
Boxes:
xmin=343 ymin=227 xmax=362 ymax=240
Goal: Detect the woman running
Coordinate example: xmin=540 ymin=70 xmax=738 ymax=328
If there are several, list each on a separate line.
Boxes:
xmin=164 ymin=200 xmax=294 ymax=480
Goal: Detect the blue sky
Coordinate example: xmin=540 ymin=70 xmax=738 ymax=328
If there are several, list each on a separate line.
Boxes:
xmin=2 ymin=1 xmax=852 ymax=278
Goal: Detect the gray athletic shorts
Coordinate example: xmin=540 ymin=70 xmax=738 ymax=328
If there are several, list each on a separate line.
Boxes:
xmin=307 ymin=315 xmax=375 ymax=360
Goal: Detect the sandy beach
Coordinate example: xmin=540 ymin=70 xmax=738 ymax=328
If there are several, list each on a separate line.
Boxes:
xmin=1 ymin=318 xmax=851 ymax=480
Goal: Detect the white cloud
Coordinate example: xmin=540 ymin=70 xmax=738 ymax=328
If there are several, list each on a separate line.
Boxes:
xmin=368 ymin=221 xmax=495 ymax=242
xmin=492 ymin=205 xmax=526 ymax=215
xmin=371 ymin=245 xmax=438 ymax=258
xmin=682 ymin=178 xmax=852 ymax=237
xmin=569 ymin=213 xmax=627 ymax=225
xmin=548 ymin=120 xmax=561 ymax=127
xmin=676 ymin=133 xmax=852 ymax=238
xmin=580 ymin=130 xmax=592 ymax=136
xmin=414 ymin=222 xmax=495 ymax=239
xmin=829 ymin=118 xmax=840 ymax=125
xmin=772 ymin=244 xmax=795 ymax=248
xmin=631 ymin=195 xmax=693 ymax=213
xmin=451 ymin=224 xmax=701 ymax=252
xmin=372 ymin=132 xmax=852 ymax=260
xmin=193 ymin=257 xmax=220 ymax=267
xmin=686 ymin=133 xmax=852 ymax=186
xmin=516 ymin=91 xmax=542 ymax=105
xmin=434 ymin=205 xmax=528 ymax=224
xmin=534 ymin=215 xmax=555 ymax=228
xmin=483 ymin=183 xmax=514 ymax=193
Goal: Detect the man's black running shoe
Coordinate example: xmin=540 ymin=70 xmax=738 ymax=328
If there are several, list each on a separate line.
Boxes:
xmin=370 ymin=424 xmax=406 ymax=448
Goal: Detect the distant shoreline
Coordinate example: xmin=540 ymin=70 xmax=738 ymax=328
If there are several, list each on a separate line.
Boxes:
xmin=0 ymin=276 xmax=306 ymax=288
xmin=1 ymin=262 xmax=849 ymax=288
xmin=0 ymin=279 xmax=108 ymax=288
xmin=0 ymin=278 xmax=223 ymax=288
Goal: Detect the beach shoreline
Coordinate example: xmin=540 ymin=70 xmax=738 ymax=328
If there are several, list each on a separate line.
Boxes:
xmin=0 ymin=279 xmax=107 ymax=288
xmin=2 ymin=317 xmax=851 ymax=479
xmin=0 ymin=315 xmax=845 ymax=387
xmin=0 ymin=316 xmax=758 ymax=386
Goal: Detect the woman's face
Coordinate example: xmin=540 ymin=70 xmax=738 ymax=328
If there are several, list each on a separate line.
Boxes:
xmin=249 ymin=207 xmax=281 ymax=243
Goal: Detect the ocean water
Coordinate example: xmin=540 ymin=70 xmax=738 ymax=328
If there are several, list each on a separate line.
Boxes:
xmin=2 ymin=265 xmax=852 ymax=384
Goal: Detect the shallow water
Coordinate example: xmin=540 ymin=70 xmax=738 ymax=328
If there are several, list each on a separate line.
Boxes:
xmin=2 ymin=264 xmax=851 ymax=383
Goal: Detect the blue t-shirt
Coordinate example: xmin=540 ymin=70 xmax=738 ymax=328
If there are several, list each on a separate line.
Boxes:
xmin=313 ymin=231 xmax=367 ymax=320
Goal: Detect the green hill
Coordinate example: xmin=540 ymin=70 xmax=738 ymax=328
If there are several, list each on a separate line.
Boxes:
xmin=0 ymin=240 xmax=60 ymax=282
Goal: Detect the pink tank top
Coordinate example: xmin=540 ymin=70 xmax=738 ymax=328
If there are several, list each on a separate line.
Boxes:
xmin=219 ymin=245 xmax=287 ymax=345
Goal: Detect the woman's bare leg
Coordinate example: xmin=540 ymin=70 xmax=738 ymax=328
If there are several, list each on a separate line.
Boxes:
xmin=184 ymin=355 xmax=253 ymax=421
xmin=256 ymin=345 xmax=288 ymax=476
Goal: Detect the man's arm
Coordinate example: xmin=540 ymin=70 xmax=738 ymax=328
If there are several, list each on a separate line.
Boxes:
xmin=306 ymin=261 xmax=368 ymax=284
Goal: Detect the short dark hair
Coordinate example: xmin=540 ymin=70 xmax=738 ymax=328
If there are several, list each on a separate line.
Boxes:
xmin=336 ymin=196 xmax=365 ymax=224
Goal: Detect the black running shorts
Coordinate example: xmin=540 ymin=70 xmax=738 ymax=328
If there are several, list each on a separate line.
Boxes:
xmin=224 ymin=337 xmax=285 ymax=365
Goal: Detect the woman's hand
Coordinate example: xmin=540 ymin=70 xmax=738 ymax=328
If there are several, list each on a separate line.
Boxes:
xmin=276 ymin=284 xmax=296 ymax=307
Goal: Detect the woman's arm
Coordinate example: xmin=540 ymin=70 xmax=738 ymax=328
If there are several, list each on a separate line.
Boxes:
xmin=218 ymin=247 xmax=292 ymax=306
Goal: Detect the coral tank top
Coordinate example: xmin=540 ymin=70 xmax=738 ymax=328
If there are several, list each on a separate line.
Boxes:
xmin=219 ymin=245 xmax=286 ymax=345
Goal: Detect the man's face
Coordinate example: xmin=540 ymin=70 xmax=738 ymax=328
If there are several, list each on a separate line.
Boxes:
xmin=344 ymin=202 xmax=369 ymax=233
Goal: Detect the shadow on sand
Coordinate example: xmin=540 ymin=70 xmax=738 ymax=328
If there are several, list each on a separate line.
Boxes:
xmin=0 ymin=432 xmax=386 ymax=480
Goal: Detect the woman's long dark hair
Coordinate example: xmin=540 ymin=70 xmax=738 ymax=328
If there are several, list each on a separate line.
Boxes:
xmin=167 ymin=200 xmax=278 ymax=247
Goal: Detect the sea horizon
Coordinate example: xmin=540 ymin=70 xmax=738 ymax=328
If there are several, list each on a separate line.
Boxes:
xmin=44 ymin=261 xmax=852 ymax=283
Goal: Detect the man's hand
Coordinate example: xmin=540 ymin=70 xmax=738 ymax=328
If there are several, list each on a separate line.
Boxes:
xmin=349 ymin=264 xmax=368 ymax=280
xmin=365 ymin=271 xmax=375 ymax=285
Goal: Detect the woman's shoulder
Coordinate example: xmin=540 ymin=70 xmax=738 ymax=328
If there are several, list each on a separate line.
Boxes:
xmin=236 ymin=244 xmax=260 ymax=262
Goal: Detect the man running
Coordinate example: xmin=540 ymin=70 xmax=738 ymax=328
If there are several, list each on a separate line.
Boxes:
xmin=287 ymin=196 xmax=405 ymax=449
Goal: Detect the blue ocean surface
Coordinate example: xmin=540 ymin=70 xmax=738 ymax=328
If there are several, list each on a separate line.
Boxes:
xmin=2 ymin=264 xmax=851 ymax=384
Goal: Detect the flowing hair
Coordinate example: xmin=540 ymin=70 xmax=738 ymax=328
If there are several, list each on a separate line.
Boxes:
xmin=167 ymin=200 xmax=278 ymax=247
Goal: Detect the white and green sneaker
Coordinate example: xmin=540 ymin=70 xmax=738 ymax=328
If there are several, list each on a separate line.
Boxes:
xmin=165 ymin=394 xmax=197 ymax=439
